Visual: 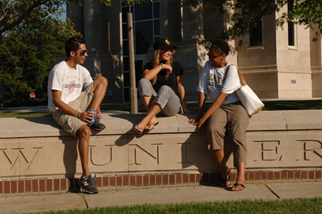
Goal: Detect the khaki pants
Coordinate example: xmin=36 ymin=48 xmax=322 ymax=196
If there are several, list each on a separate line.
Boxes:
xmin=52 ymin=83 xmax=94 ymax=137
xmin=206 ymin=101 xmax=249 ymax=165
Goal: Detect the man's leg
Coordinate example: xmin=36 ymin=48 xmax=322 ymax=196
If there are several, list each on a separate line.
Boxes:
xmin=77 ymin=124 xmax=98 ymax=194
xmin=88 ymin=76 xmax=108 ymax=112
xmin=77 ymin=125 xmax=91 ymax=177
xmin=86 ymin=76 xmax=108 ymax=130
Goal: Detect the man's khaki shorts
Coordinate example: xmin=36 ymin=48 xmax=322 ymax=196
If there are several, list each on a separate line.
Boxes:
xmin=52 ymin=83 xmax=94 ymax=137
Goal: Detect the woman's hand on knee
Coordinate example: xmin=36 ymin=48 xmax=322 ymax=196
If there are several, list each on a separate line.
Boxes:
xmin=188 ymin=117 xmax=199 ymax=125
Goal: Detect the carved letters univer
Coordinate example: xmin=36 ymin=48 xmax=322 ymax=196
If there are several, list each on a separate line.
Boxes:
xmin=253 ymin=140 xmax=322 ymax=163
xmin=298 ymin=140 xmax=322 ymax=161
xmin=129 ymin=144 xmax=162 ymax=165
xmin=260 ymin=141 xmax=282 ymax=161
xmin=89 ymin=145 xmax=113 ymax=166
xmin=1 ymin=138 xmax=322 ymax=170
xmin=0 ymin=147 xmax=42 ymax=169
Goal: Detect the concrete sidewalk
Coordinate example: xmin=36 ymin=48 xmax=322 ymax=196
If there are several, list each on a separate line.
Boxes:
xmin=0 ymin=182 xmax=321 ymax=213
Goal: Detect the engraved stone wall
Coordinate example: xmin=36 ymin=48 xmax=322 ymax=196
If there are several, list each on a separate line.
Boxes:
xmin=0 ymin=110 xmax=322 ymax=181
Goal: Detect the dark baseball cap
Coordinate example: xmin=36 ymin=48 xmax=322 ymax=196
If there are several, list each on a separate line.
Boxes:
xmin=153 ymin=38 xmax=177 ymax=50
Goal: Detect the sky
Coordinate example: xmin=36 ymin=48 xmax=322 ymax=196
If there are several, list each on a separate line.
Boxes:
xmin=59 ymin=3 xmax=67 ymax=21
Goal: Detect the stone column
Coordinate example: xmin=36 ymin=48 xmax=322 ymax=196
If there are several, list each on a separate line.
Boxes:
xmin=83 ymin=0 xmax=104 ymax=52
xmin=67 ymin=3 xmax=84 ymax=36
xmin=159 ymin=0 xmax=181 ymax=42
xmin=311 ymin=27 xmax=322 ymax=97
xmin=182 ymin=0 xmax=204 ymax=40
xmin=172 ymin=1 xmax=205 ymax=101
xmin=66 ymin=1 xmax=122 ymax=103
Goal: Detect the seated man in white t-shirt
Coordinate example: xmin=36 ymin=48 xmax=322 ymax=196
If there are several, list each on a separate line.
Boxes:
xmin=48 ymin=37 xmax=108 ymax=194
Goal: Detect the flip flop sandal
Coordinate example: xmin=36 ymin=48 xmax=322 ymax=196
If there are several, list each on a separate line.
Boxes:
xmin=144 ymin=122 xmax=159 ymax=132
xmin=133 ymin=125 xmax=144 ymax=134
xmin=232 ymin=183 xmax=245 ymax=191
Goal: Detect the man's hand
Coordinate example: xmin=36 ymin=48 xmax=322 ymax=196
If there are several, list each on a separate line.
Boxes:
xmin=79 ymin=111 xmax=95 ymax=123
xmin=96 ymin=111 xmax=102 ymax=119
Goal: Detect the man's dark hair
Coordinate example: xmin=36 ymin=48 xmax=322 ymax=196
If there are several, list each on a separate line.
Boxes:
xmin=210 ymin=39 xmax=230 ymax=56
xmin=65 ymin=37 xmax=86 ymax=57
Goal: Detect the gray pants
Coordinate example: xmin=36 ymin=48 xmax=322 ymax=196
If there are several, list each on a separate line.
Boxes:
xmin=138 ymin=78 xmax=180 ymax=116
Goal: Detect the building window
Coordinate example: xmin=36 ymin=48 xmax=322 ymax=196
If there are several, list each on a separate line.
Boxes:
xmin=288 ymin=0 xmax=296 ymax=47
xmin=121 ymin=1 xmax=160 ymax=102
xmin=247 ymin=2 xmax=263 ymax=47
xmin=248 ymin=19 xmax=263 ymax=47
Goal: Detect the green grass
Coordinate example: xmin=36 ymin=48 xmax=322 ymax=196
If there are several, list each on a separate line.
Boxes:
xmin=0 ymin=112 xmax=51 ymax=118
xmin=262 ymin=99 xmax=322 ymax=110
xmin=1 ymin=100 xmax=322 ymax=118
xmin=24 ymin=197 xmax=322 ymax=214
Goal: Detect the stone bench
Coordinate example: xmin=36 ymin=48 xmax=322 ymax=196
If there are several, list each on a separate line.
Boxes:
xmin=0 ymin=110 xmax=321 ymax=194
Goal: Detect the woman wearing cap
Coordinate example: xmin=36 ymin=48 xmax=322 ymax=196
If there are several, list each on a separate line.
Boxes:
xmin=134 ymin=38 xmax=193 ymax=134
xmin=189 ymin=39 xmax=249 ymax=191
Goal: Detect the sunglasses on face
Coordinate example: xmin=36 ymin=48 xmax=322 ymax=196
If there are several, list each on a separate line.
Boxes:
xmin=207 ymin=53 xmax=221 ymax=60
xmin=75 ymin=50 xmax=87 ymax=56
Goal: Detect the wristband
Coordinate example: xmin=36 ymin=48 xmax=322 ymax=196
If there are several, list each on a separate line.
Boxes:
xmin=161 ymin=63 xmax=164 ymax=70
xmin=77 ymin=112 xmax=81 ymax=119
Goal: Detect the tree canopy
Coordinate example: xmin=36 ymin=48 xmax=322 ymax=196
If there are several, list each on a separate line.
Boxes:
xmin=0 ymin=0 xmax=150 ymax=44
xmin=0 ymin=0 xmax=78 ymax=105
xmin=0 ymin=0 xmax=150 ymax=106
xmin=185 ymin=0 xmax=322 ymax=42
xmin=0 ymin=9 xmax=80 ymax=105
